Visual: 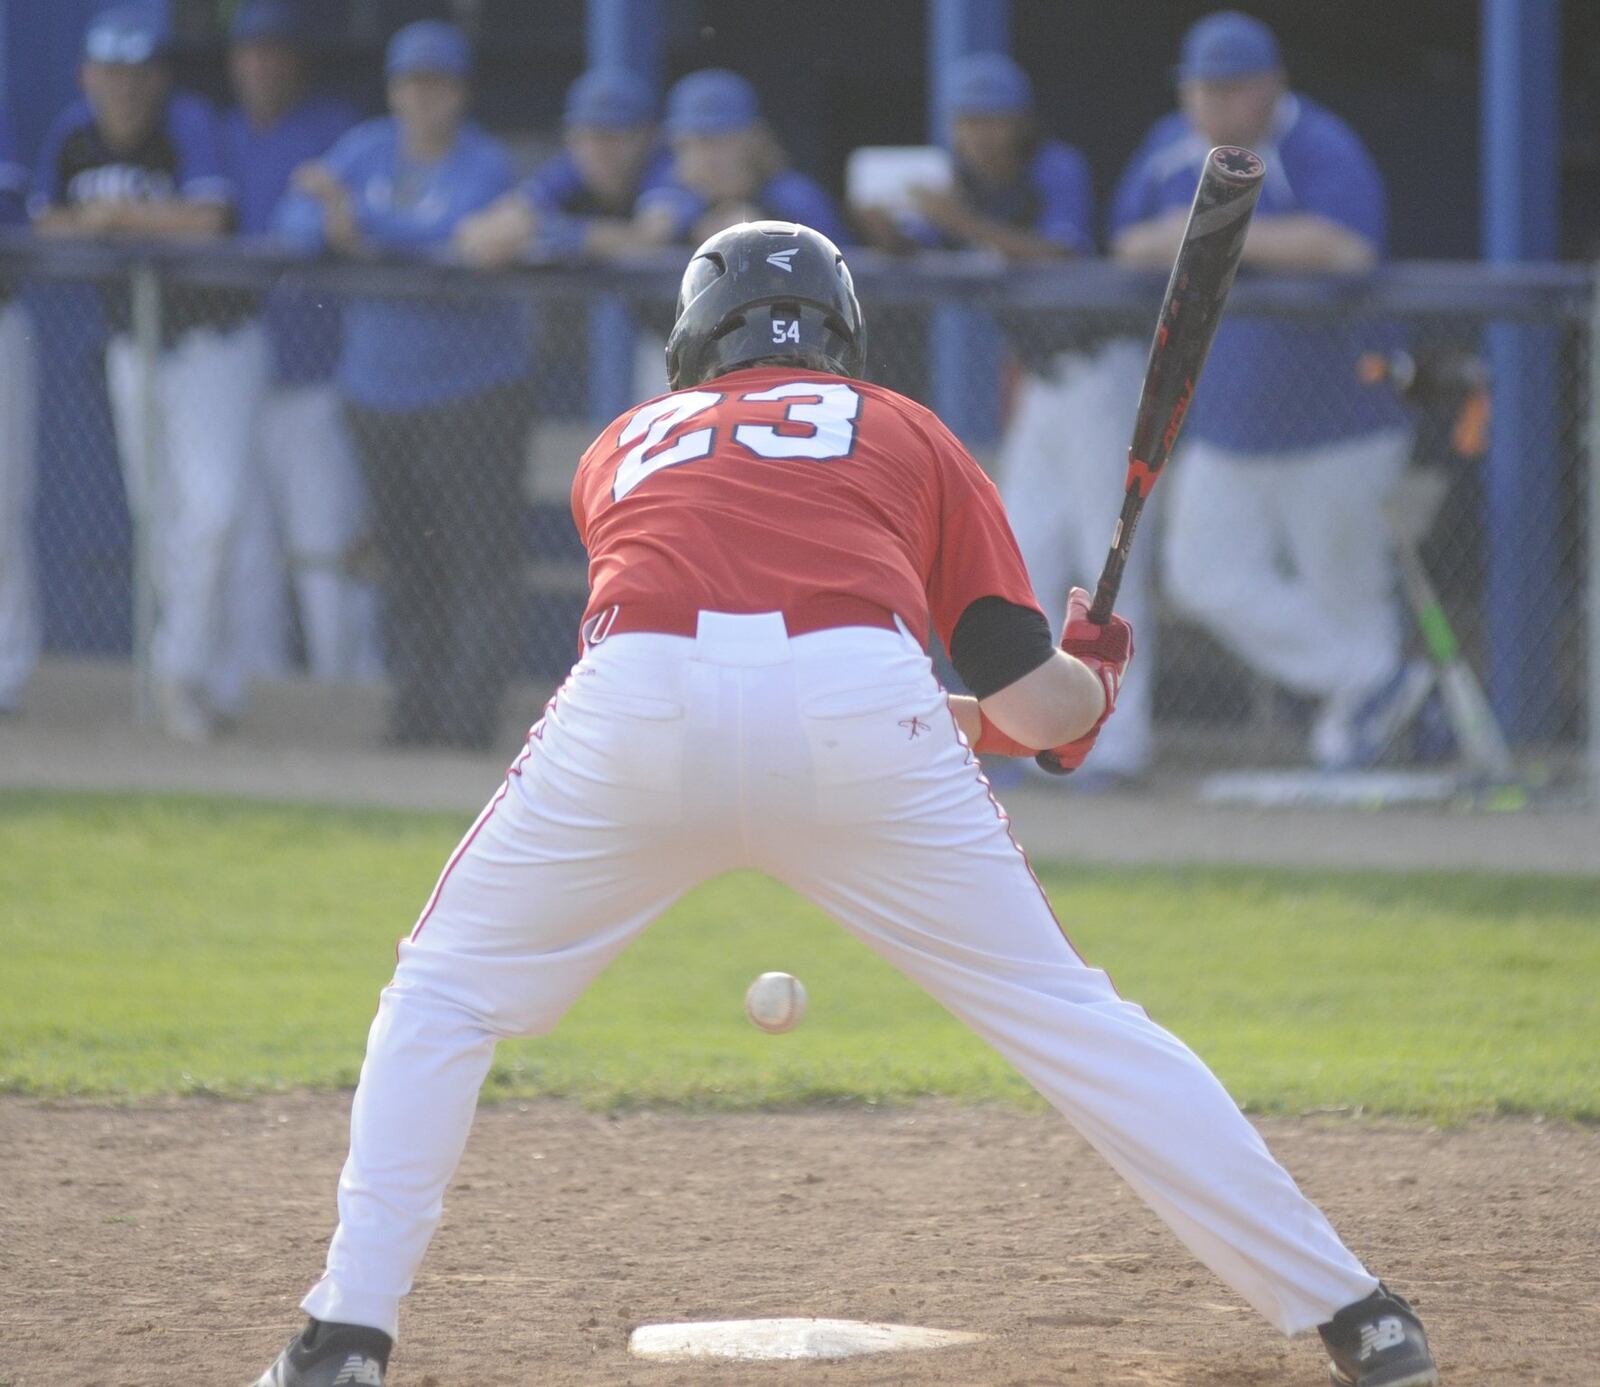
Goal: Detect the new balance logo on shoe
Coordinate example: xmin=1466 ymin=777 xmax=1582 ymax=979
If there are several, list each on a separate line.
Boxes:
xmin=1359 ymin=1317 xmax=1408 ymax=1360
xmin=332 ymin=1356 xmax=384 ymax=1386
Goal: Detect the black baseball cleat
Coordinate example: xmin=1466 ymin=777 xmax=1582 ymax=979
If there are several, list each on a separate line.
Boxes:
xmin=252 ymin=1318 xmax=392 ymax=1387
xmin=1319 ymin=1285 xmax=1439 ymax=1387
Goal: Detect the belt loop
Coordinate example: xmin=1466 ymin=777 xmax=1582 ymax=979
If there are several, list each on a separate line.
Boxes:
xmin=692 ymin=610 xmax=793 ymax=664
xmin=581 ymin=605 xmax=619 ymax=649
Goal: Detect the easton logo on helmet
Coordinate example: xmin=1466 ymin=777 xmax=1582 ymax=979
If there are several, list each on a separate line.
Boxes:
xmin=766 ymin=247 xmax=798 ymax=271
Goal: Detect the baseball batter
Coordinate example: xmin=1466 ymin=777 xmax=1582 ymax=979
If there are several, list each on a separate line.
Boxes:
xmin=254 ymin=223 xmax=1437 ymax=1387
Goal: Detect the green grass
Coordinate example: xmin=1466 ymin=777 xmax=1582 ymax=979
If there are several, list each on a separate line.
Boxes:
xmin=1 ymin=789 xmax=1597 ymax=1121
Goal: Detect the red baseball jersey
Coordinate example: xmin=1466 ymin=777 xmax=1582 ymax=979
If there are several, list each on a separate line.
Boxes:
xmin=571 ymin=366 xmax=1042 ymax=649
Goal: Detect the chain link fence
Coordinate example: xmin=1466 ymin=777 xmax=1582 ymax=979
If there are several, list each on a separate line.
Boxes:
xmin=0 ymin=235 xmax=1592 ymax=795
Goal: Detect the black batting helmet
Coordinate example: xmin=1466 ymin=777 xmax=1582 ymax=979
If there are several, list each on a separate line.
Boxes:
xmin=665 ymin=221 xmax=866 ymax=390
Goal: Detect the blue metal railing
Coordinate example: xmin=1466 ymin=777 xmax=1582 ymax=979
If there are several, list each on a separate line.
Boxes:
xmin=0 ymin=233 xmax=1589 ymax=748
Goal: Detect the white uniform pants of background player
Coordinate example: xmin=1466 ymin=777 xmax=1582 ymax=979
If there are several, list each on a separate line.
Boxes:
xmin=0 ymin=300 xmax=39 ymax=712
xmin=1162 ymin=427 xmax=1411 ymax=765
xmin=302 ymin=612 xmax=1379 ymax=1343
xmin=253 ymin=380 xmax=382 ymax=682
xmin=1000 ymin=340 xmax=1151 ymax=777
xmin=107 ymin=322 xmax=269 ymax=717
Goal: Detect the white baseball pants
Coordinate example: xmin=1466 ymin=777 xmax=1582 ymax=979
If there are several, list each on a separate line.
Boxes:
xmin=106 ymin=322 xmax=268 ymax=708
xmin=1163 ymin=428 xmax=1411 ymax=708
xmin=303 ymin=614 xmax=1378 ymax=1343
xmin=0 ymin=300 xmax=39 ymax=709
xmin=1000 ymin=341 xmax=1153 ymax=776
xmin=255 ymin=381 xmax=382 ymax=683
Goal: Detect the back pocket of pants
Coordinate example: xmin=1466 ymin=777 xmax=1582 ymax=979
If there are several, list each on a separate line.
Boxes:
xmin=801 ymin=682 xmax=951 ymax=825
xmin=532 ymin=683 xmax=687 ymax=826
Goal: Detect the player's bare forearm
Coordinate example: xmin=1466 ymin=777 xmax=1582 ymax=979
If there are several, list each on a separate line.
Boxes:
xmin=948 ymin=694 xmax=984 ymax=746
xmin=954 ymin=212 xmax=1072 ymax=264
xmin=965 ymin=651 xmax=1107 ymax=754
xmin=31 ymin=208 xmax=88 ymax=236
xmin=624 ymin=205 xmax=683 ymax=250
xmin=1240 ymin=215 xmax=1375 ymax=271
xmin=102 ymin=200 xmax=229 ymax=238
xmin=1111 ymin=209 xmax=1190 ymax=266
xmin=912 ymin=189 xmax=1070 ymax=263
xmin=582 ymin=217 xmax=661 ymax=258
xmin=454 ymin=195 xmax=537 ymax=268
xmin=984 ymin=651 xmax=1107 ymax=750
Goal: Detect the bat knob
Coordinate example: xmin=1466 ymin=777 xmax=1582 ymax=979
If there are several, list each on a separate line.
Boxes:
xmin=1210 ymin=145 xmax=1266 ymax=183
xmin=1034 ymin=749 xmax=1071 ymax=776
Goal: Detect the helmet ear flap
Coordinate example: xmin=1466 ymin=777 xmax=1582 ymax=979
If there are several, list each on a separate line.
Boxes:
xmin=676 ymin=251 xmax=727 ymax=318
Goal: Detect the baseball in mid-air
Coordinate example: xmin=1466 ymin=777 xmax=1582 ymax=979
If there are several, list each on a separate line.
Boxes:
xmin=744 ymin=971 xmax=807 ymax=1034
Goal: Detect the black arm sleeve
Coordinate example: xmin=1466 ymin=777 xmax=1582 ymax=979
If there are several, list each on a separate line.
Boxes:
xmin=948 ymin=596 xmax=1056 ymax=699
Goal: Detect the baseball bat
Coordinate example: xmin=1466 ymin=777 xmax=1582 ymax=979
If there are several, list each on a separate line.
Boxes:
xmin=1369 ymin=358 xmax=1516 ymax=787
xmin=1361 ymin=359 xmax=1514 ymax=783
xmin=1038 ymin=144 xmax=1266 ymax=775
xmin=1389 ymin=519 xmax=1515 ymax=782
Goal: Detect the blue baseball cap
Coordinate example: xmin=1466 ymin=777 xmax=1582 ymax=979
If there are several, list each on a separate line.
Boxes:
xmin=1176 ymin=11 xmax=1282 ymax=82
xmin=231 ymin=0 xmax=306 ymax=45
xmin=386 ymin=20 xmax=471 ymax=80
xmin=565 ymin=67 xmax=655 ymax=129
xmin=665 ymin=69 xmax=759 ymax=137
xmin=83 ymin=4 xmax=169 ymax=65
xmin=948 ymin=52 xmax=1032 ymax=115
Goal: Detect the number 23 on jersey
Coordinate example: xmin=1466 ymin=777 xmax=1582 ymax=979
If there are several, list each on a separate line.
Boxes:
xmin=613 ymin=381 xmax=862 ymax=501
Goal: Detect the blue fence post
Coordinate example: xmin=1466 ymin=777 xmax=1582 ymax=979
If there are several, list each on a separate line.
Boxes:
xmin=927 ymin=0 xmax=1008 ymax=446
xmin=1481 ymin=0 xmax=1561 ymax=741
xmin=584 ymin=0 xmax=664 ymax=426
xmin=3 ymin=0 xmax=113 ymax=161
xmin=585 ymin=0 xmax=664 ymax=88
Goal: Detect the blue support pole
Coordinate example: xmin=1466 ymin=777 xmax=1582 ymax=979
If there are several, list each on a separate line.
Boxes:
xmin=1481 ymin=0 xmax=1561 ymax=741
xmin=927 ymin=0 xmax=1010 ymax=143
xmin=4 ymin=0 xmax=110 ymax=161
xmin=586 ymin=0 xmax=665 ymax=90
xmin=584 ymin=0 xmax=666 ymax=424
xmin=927 ymin=0 xmax=1009 ymax=445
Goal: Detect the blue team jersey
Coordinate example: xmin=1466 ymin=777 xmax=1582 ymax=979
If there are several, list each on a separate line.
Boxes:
xmin=519 ymin=144 xmax=673 ymax=257
xmin=224 ymin=96 xmax=356 ymax=236
xmin=0 ymin=107 xmax=27 ymax=226
xmin=276 ymin=115 xmax=529 ymax=410
xmin=635 ymin=166 xmax=849 ymax=247
xmin=1110 ymin=96 xmax=1405 ymax=453
xmin=34 ymin=92 xmax=244 ymax=340
xmin=225 ymin=95 xmax=358 ymax=386
xmin=905 ymin=138 xmax=1094 ymax=252
xmin=33 ymin=91 xmax=232 ymax=213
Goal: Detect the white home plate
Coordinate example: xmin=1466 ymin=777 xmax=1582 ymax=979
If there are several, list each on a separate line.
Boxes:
xmin=628 ymin=1317 xmax=984 ymax=1362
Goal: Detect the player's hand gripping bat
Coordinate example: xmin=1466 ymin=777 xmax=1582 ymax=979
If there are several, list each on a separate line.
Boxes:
xmin=1037 ymin=145 xmax=1266 ymax=775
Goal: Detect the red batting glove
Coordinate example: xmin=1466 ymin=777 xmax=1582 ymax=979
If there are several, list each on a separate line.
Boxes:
xmin=1038 ymin=587 xmax=1135 ymax=774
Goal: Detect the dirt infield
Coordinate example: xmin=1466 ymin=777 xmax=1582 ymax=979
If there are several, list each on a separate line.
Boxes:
xmin=3 ymin=1096 xmax=1595 ymax=1386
